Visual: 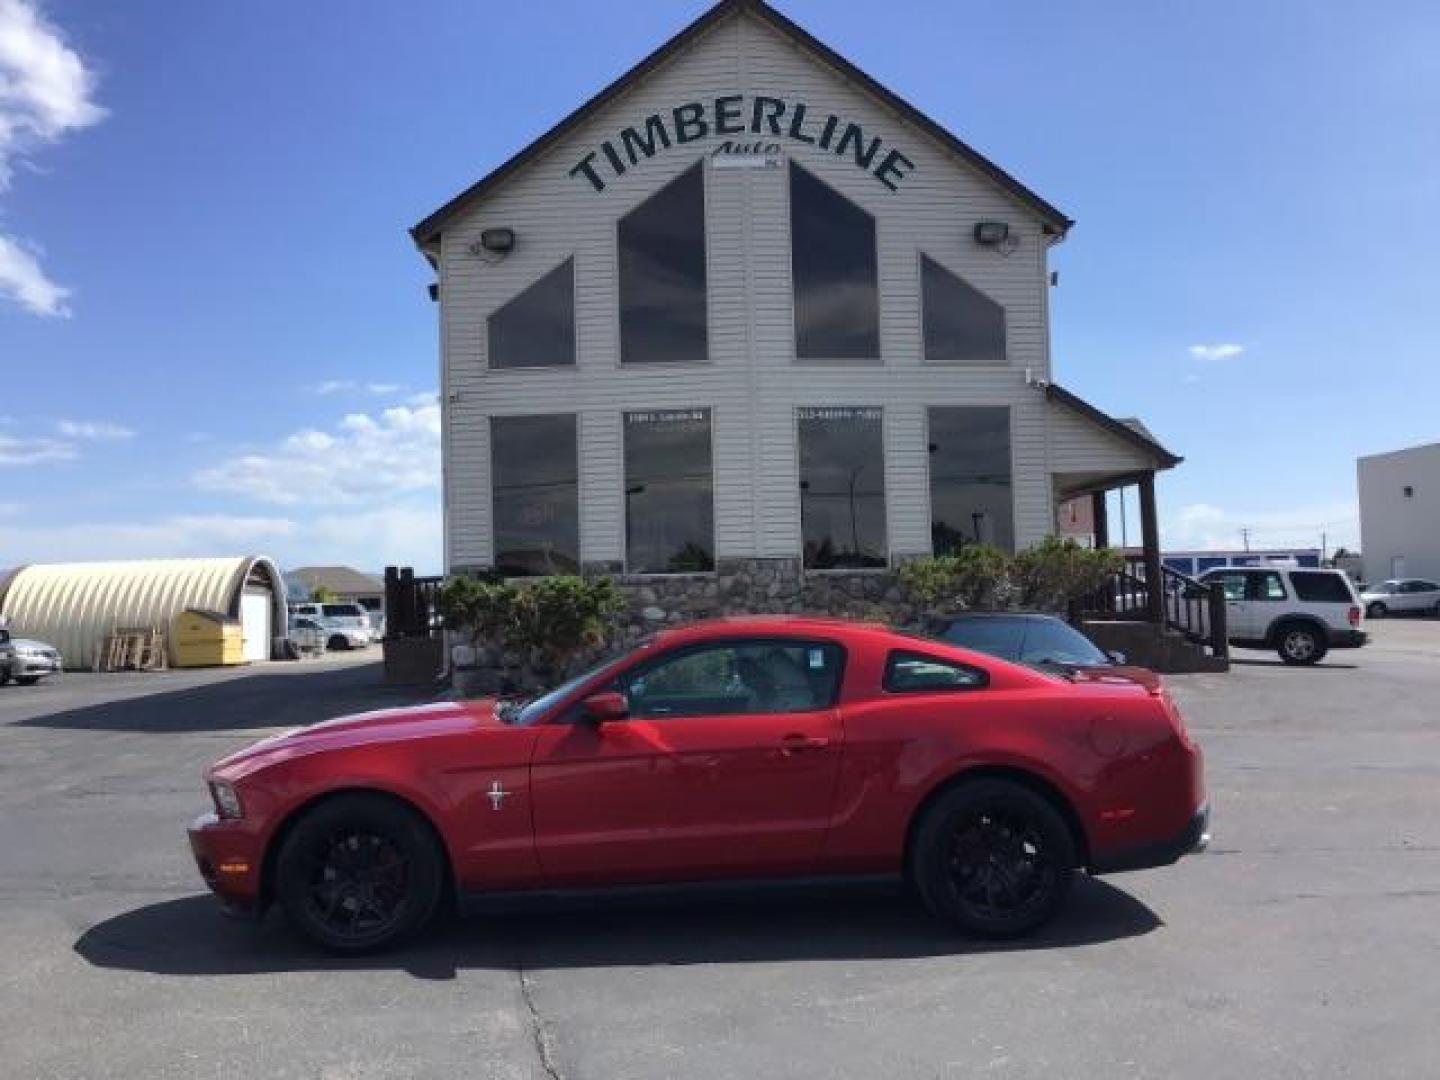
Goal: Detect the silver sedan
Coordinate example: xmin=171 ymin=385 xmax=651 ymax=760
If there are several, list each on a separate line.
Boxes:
xmin=1360 ymin=579 xmax=1440 ymax=618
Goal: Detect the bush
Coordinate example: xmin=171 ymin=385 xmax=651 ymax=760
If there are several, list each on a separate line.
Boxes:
xmin=437 ymin=574 xmax=625 ymax=687
xmin=899 ymin=538 xmax=1122 ymax=613
xmin=898 ymin=544 xmax=1011 ymax=611
xmin=1009 ymin=536 xmax=1122 ymax=611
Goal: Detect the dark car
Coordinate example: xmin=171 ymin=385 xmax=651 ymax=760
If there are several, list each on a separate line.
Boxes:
xmin=929 ymin=612 xmax=1122 ymax=673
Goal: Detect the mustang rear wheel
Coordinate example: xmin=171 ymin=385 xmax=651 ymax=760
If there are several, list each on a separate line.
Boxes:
xmin=911 ymin=779 xmax=1076 ymax=938
xmin=275 ymin=793 xmax=445 ymax=953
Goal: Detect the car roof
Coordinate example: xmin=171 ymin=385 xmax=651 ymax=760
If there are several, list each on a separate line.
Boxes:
xmin=935 ymin=611 xmax=1062 ymax=622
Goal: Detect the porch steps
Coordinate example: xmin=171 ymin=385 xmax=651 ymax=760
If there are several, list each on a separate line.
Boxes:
xmin=1079 ymin=619 xmax=1229 ymax=674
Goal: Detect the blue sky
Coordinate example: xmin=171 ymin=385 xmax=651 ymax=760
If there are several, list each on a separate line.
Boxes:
xmin=2 ymin=0 xmax=1437 ymax=573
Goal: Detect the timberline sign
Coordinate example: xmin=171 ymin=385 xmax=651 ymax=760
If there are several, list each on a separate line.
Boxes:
xmin=569 ymin=94 xmax=915 ymax=193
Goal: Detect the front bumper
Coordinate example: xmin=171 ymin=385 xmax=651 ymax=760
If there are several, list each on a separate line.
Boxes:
xmin=11 ymin=656 xmax=61 ymax=676
xmin=1092 ymin=802 xmax=1210 ymax=874
xmin=187 ymin=811 xmax=265 ymax=919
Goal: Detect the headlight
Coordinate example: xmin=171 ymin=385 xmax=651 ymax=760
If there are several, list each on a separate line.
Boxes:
xmin=209 ymin=780 xmax=243 ymax=819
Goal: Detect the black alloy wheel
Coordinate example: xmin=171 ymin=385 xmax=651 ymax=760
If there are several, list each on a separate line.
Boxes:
xmin=327 ymin=634 xmax=350 ymax=651
xmin=1367 ymin=602 xmax=1387 ymax=619
xmin=276 ymin=794 xmax=444 ymax=953
xmin=911 ymin=779 xmax=1075 ymax=938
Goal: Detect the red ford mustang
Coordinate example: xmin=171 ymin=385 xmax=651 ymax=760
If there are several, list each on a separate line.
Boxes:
xmin=189 ymin=616 xmax=1208 ymax=952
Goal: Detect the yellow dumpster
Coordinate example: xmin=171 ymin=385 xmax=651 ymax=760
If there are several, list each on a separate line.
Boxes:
xmin=172 ymin=609 xmax=245 ymax=668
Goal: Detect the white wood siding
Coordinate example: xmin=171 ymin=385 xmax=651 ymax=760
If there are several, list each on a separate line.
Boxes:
xmin=437 ymin=11 xmax=1060 ymax=568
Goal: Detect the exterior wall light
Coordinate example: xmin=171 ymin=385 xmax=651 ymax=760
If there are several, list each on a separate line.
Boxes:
xmin=480 ymin=227 xmax=516 ymax=253
xmin=974 ymin=221 xmax=1010 ymax=246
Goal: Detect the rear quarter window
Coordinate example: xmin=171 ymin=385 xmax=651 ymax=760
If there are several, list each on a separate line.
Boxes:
xmin=1290 ymin=572 xmax=1354 ymax=603
xmin=884 ymin=650 xmax=989 ymax=692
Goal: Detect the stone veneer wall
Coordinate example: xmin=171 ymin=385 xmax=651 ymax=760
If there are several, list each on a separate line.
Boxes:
xmin=595 ymin=558 xmax=923 ymax=646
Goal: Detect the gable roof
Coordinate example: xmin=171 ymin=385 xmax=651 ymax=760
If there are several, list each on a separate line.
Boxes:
xmin=1044 ymin=382 xmax=1183 ymax=470
xmin=410 ymin=0 xmax=1072 ymax=251
xmin=289 ymin=565 xmax=384 ymax=596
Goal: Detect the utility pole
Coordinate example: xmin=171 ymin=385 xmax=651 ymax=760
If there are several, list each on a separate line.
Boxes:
xmin=1241 ymin=527 xmax=1251 ymax=553
xmin=1321 ymin=531 xmax=1328 ymax=564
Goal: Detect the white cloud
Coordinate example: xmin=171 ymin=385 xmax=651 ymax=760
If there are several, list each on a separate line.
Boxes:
xmin=56 ymin=418 xmax=134 ymax=440
xmin=193 ymin=398 xmax=441 ymax=506
xmin=0 ymin=499 xmax=20 ymax=515
xmin=1187 ymin=343 xmax=1245 ymax=361
xmin=1181 ymin=373 xmax=1201 ymax=385
xmin=0 ymin=232 xmax=67 ymax=315
xmin=1164 ymin=499 xmax=1359 ymax=552
xmin=0 ymin=431 xmax=75 ymax=464
xmin=366 ymin=382 xmax=401 ymax=395
xmin=311 ymin=380 xmax=356 ymax=395
xmin=0 ymin=504 xmax=442 ymax=572
xmin=309 ymin=380 xmax=406 ymax=397
xmin=0 ymin=0 xmax=105 ymax=317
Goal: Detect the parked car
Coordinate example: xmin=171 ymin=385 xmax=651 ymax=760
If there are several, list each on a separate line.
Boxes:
xmin=289 ymin=602 xmax=376 ymax=645
xmin=929 ymin=612 xmax=1126 ymax=674
xmin=0 ymin=627 xmax=63 ymax=685
xmin=1359 ymin=579 xmax=1440 ymax=619
xmin=287 ymin=616 xmax=328 ymax=656
xmin=189 ymin=615 xmax=1208 ymax=952
xmin=1193 ymin=566 xmax=1365 ymax=665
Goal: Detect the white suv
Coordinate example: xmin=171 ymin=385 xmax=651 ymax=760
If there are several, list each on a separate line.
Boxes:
xmin=288 ymin=602 xmax=374 ymax=649
xmin=1195 ymin=566 xmax=1366 ymax=665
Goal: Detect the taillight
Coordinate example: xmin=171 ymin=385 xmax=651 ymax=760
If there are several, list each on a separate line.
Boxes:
xmin=1349 ymin=606 xmax=1361 ymax=627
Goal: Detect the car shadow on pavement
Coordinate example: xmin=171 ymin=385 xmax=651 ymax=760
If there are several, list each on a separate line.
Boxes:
xmin=17 ymin=662 xmax=440 ymax=733
xmin=75 ymin=876 xmax=1161 ymax=980
xmin=1228 ymin=658 xmax=1359 ymax=670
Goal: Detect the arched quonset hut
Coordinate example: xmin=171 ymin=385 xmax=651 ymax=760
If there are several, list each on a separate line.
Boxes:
xmin=0 ymin=557 xmax=287 ymax=669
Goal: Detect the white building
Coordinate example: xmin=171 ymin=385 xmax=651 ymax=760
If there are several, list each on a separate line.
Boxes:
xmin=410 ymin=0 xmax=1180 ymax=613
xmin=1358 ymin=442 xmax=1440 ymax=583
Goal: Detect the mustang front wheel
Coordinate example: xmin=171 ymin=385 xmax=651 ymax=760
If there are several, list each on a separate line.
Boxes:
xmin=275 ymin=793 xmax=445 ymax=953
xmin=911 ymin=779 xmax=1076 ymax=938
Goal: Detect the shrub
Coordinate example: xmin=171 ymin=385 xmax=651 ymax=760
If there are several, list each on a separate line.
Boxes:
xmin=437 ymin=574 xmax=625 ymax=687
xmin=898 ymin=544 xmax=1011 ymax=611
xmin=1010 ymin=536 xmax=1122 ymax=611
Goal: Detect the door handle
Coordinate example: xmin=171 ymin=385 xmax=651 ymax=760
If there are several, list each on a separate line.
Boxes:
xmin=780 ymin=734 xmax=830 ymax=752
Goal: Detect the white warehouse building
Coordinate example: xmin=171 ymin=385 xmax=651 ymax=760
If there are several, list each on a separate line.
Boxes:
xmin=410 ymin=0 xmax=1181 ymax=617
xmin=1358 ymin=442 xmax=1440 ymax=584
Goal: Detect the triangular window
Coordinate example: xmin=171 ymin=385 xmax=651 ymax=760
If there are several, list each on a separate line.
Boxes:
xmin=921 ymin=254 xmax=1006 ymax=365
xmin=488 ymin=258 xmax=576 ymax=368
xmin=790 ymin=163 xmax=879 ymax=360
xmin=620 ymin=163 xmax=708 ymax=364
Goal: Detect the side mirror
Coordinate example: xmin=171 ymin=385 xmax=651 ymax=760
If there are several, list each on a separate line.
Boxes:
xmin=581 ymin=691 xmax=628 ymax=724
xmin=1106 ymin=650 xmax=1128 ymax=665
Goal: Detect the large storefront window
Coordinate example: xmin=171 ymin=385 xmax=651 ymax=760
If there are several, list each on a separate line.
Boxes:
xmin=488 ymin=258 xmax=576 ymax=368
xmin=921 ymin=255 xmax=1006 ymax=366
xmin=491 ymin=414 xmax=579 ymax=576
xmin=624 ymin=409 xmax=715 ymax=573
xmin=928 ymin=407 xmax=1014 ymax=553
xmin=619 ymin=162 xmax=708 ymax=365
xmin=790 ymin=164 xmax=879 ymax=361
xmin=798 ymin=407 xmax=887 ymax=569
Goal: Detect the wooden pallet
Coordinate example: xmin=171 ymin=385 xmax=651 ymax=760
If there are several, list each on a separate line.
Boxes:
xmin=98 ymin=627 xmax=167 ymax=672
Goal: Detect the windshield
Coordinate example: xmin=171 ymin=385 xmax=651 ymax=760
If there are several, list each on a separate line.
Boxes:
xmin=939 ymin=618 xmax=1027 ymax=661
xmin=1017 ymin=620 xmax=1111 ymax=667
xmin=509 ymin=647 xmax=644 ymax=726
xmin=322 ymin=604 xmax=364 ymax=618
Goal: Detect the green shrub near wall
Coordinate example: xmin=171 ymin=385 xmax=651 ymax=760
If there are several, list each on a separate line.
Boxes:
xmin=899 ymin=537 xmax=1121 ymax=613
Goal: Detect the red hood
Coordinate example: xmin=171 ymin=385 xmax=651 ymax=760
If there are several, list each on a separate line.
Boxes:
xmin=210 ymin=697 xmax=509 ymax=779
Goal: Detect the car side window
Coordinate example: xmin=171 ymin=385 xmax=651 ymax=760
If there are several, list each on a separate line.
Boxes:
xmin=1211 ymin=571 xmax=1248 ymax=602
xmin=883 ymin=650 xmax=989 ymax=692
xmin=1249 ymin=572 xmax=1287 ymax=601
xmin=1417 ymin=581 xmax=1440 ymax=592
xmin=620 ymin=639 xmax=843 ymax=718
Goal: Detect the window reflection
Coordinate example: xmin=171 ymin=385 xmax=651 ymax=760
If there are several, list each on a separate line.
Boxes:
xmin=491 ymin=414 xmax=579 ymax=576
xmin=928 ymin=407 xmax=1013 ymax=553
xmin=488 ymin=258 xmax=576 ymax=368
xmin=921 ymin=255 xmax=1006 ymax=365
xmin=798 ymin=407 xmax=887 ymax=568
xmin=620 ymin=163 xmax=708 ymax=364
xmin=624 ymin=410 xmax=715 ymax=573
xmin=790 ymin=163 xmax=879 ymax=361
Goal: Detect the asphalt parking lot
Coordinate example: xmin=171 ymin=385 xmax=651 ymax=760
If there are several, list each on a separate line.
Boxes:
xmin=3 ymin=626 xmax=1438 ymax=1079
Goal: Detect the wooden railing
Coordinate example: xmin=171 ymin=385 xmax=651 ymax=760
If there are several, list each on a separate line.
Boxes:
xmin=383 ymin=566 xmax=444 ymax=640
xmin=1073 ymin=564 xmax=1228 ymax=660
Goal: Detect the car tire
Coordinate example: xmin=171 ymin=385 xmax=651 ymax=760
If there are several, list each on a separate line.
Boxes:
xmin=1276 ymin=622 xmax=1327 ymax=665
xmin=910 ymin=779 xmax=1076 ymax=939
xmin=0 ymin=670 xmax=9 ymax=687
xmin=327 ymin=634 xmax=350 ymax=652
xmin=1367 ymin=602 xmax=1387 ymax=619
xmin=16 ymin=676 xmax=40 ymax=686
xmin=275 ymin=793 xmax=446 ymax=954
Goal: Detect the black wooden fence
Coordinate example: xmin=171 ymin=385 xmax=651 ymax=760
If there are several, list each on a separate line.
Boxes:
xmin=383 ymin=566 xmax=443 ymax=640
